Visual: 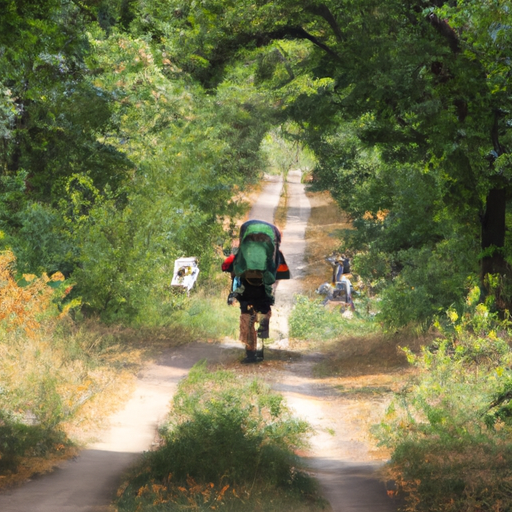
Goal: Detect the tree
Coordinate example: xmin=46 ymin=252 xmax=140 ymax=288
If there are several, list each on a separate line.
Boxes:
xmin=0 ymin=0 xmax=277 ymax=320
xmin=151 ymin=0 xmax=512 ymax=318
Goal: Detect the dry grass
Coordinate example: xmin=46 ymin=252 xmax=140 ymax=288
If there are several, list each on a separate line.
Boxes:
xmin=0 ymin=313 xmax=194 ymax=490
xmin=313 ymin=331 xmax=431 ymax=378
xmin=302 ymin=190 xmax=353 ymax=294
xmin=0 ymin=447 xmax=80 ymax=490
xmin=274 ymin=180 xmax=288 ymax=233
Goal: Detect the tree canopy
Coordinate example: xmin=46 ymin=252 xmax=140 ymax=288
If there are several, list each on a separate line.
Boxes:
xmin=2 ymin=0 xmax=512 ymax=326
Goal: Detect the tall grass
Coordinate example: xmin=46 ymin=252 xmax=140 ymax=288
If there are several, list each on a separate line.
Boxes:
xmin=115 ymin=361 xmax=326 ymax=512
xmin=167 ymin=290 xmax=240 ymax=341
xmin=289 ymin=294 xmax=377 ymax=341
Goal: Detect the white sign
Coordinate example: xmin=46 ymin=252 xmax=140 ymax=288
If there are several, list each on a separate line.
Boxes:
xmin=171 ymin=257 xmax=199 ymax=291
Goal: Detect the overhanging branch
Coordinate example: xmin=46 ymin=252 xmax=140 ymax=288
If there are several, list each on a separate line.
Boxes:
xmin=426 ymin=12 xmax=460 ymax=53
xmin=307 ymin=4 xmax=344 ymax=42
xmin=263 ymin=26 xmax=341 ymax=61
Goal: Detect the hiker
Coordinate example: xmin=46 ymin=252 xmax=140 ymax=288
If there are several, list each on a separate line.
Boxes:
xmin=222 ymin=220 xmax=290 ymax=363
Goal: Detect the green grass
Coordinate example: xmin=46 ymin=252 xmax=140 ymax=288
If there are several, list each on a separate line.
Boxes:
xmin=289 ymin=294 xmax=377 ymax=341
xmin=168 ymin=291 xmax=240 ymax=341
xmin=115 ymin=361 xmax=327 ymax=512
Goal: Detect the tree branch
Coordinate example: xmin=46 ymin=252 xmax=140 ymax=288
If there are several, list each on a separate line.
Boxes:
xmin=426 ymin=12 xmax=460 ymax=53
xmin=307 ymin=4 xmax=344 ymax=42
xmin=263 ymin=26 xmax=341 ymax=61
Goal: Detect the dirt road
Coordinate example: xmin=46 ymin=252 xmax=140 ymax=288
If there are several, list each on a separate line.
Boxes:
xmin=0 ymin=172 xmax=398 ymax=512
xmin=260 ymin=170 xmax=399 ymax=512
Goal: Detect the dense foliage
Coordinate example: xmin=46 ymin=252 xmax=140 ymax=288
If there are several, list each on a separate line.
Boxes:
xmin=2 ymin=0 xmax=512 ymax=325
xmin=124 ymin=0 xmax=512 ymax=326
xmin=374 ymin=288 xmax=512 ymax=511
xmin=0 ymin=0 xmax=274 ymax=322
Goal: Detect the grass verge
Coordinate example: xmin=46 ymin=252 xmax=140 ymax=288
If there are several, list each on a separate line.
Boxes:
xmin=115 ymin=361 xmax=327 ymax=512
xmin=289 ymin=294 xmax=378 ymax=343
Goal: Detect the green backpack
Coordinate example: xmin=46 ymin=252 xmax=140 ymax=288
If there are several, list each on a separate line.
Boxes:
xmin=232 ymin=220 xmax=290 ymax=285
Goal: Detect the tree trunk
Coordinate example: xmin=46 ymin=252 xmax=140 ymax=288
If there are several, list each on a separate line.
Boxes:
xmin=481 ymin=187 xmax=510 ymax=308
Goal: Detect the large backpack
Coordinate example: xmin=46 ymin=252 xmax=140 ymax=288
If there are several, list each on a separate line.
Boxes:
xmin=223 ymin=220 xmax=290 ymax=284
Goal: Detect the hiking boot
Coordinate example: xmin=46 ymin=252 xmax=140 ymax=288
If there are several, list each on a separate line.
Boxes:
xmin=256 ymin=346 xmax=264 ymax=361
xmin=241 ymin=350 xmax=258 ymax=364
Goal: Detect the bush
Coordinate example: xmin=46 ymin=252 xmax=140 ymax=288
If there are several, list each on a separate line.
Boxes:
xmin=0 ymin=415 xmax=69 ymax=473
xmin=167 ymin=290 xmax=240 ymax=340
xmin=373 ymin=287 xmax=512 ymax=511
xmin=368 ymin=239 xmax=477 ymax=331
xmin=116 ymin=361 xmax=323 ymax=511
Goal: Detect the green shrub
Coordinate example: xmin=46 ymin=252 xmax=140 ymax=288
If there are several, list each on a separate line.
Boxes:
xmin=0 ymin=414 xmax=69 ymax=473
xmin=374 ymin=288 xmax=512 ymax=511
xmin=371 ymin=240 xmax=477 ymax=330
xmin=116 ymin=361 xmax=323 ymax=511
xmin=167 ymin=291 xmax=239 ymax=340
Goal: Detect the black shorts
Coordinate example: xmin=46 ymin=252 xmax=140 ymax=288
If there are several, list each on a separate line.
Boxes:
xmin=239 ymin=300 xmax=272 ymax=315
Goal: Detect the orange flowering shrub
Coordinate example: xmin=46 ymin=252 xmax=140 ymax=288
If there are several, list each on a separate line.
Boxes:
xmin=132 ymin=475 xmax=235 ymax=509
xmin=0 ymin=250 xmax=66 ymax=336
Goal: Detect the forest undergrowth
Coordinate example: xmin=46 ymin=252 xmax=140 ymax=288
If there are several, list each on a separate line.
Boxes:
xmin=0 ymin=251 xmax=239 ymax=489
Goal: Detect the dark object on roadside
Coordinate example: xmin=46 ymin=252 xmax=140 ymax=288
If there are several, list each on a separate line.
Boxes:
xmin=241 ymin=349 xmax=259 ymax=364
xmin=317 ymin=252 xmax=355 ymax=312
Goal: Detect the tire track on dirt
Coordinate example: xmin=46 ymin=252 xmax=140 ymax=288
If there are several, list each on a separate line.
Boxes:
xmin=0 ymin=342 xmax=239 ymax=512
xmin=269 ymin=170 xmax=399 ymax=512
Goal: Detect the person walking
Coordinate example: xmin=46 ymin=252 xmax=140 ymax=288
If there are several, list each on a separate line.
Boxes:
xmin=222 ymin=220 xmax=289 ymax=363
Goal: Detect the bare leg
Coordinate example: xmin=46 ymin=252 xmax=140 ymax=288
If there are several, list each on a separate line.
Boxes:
xmin=240 ymin=311 xmax=258 ymax=363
